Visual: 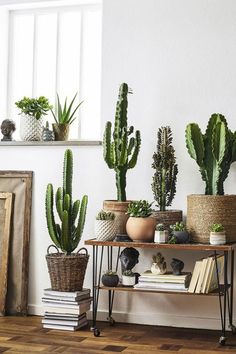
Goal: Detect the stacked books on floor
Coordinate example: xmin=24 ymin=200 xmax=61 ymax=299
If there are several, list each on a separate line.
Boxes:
xmin=188 ymin=254 xmax=224 ymax=294
xmin=42 ymin=288 xmax=92 ymax=331
xmin=134 ymin=271 xmax=191 ymax=292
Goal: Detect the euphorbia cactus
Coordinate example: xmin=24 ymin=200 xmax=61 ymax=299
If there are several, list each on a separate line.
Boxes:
xmin=45 ymin=149 xmax=88 ymax=254
xmin=185 ymin=113 xmax=236 ymax=195
xmin=103 ymin=83 xmax=141 ymax=201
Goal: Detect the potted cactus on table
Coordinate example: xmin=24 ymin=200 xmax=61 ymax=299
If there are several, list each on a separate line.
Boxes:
xmin=185 ymin=113 xmax=236 ymax=243
xmin=210 ymin=223 xmax=226 ymax=245
xmin=45 ymin=149 xmax=88 ymax=291
xmin=103 ymin=83 xmax=141 ymax=234
xmin=95 ymin=210 xmax=116 ymax=241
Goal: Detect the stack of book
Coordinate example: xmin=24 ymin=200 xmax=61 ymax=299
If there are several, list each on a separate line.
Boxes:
xmin=134 ymin=271 xmax=191 ymax=292
xmin=188 ymin=254 xmax=224 ymax=294
xmin=42 ymin=288 xmax=92 ymax=331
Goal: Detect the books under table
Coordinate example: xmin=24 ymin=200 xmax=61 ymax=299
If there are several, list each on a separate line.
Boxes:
xmin=134 ymin=272 xmax=191 ymax=291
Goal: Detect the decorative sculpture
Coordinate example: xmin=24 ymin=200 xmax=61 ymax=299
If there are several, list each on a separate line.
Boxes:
xmin=1 ymin=119 xmax=16 ymax=141
xmin=119 ymin=247 xmax=139 ymax=273
xmin=171 ymin=258 xmax=184 ymax=275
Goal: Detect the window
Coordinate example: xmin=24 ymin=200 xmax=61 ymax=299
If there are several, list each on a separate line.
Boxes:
xmin=2 ymin=0 xmax=102 ymax=140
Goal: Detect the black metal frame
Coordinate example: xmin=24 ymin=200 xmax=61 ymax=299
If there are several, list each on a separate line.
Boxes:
xmin=90 ymin=245 xmax=235 ymax=344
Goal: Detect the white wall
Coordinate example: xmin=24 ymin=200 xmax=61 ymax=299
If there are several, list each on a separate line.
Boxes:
xmin=1 ymin=0 xmax=236 ymax=330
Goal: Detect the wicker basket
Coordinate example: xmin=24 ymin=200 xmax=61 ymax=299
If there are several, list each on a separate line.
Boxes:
xmin=46 ymin=245 xmax=89 ymax=291
xmin=95 ymin=220 xmax=116 ymax=241
xmin=103 ymin=200 xmax=131 ymax=234
xmin=152 ymin=210 xmax=183 ymax=230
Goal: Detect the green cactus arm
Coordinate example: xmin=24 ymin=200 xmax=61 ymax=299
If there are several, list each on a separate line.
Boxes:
xmin=212 ymin=121 xmax=228 ymax=165
xmin=45 ymin=184 xmax=60 ymax=248
xmin=61 ymin=210 xmax=69 ymax=254
xmin=127 ymin=137 xmax=135 ymax=156
xmin=128 ymin=130 xmax=141 ymax=169
xmin=74 ymin=195 xmax=88 ymax=247
xmin=56 ymin=187 xmax=63 ymax=221
xmin=119 ymin=129 xmax=128 ymax=166
xmin=63 ymin=194 xmax=71 ymax=212
xmin=103 ymin=121 xmax=115 ymax=169
xmin=231 ymin=132 xmax=236 ymax=162
xmin=72 ymin=200 xmax=80 ymax=224
xmin=63 ymin=149 xmax=73 ymax=197
xmin=56 ymin=224 xmax=62 ymax=242
xmin=185 ymin=123 xmax=204 ymax=166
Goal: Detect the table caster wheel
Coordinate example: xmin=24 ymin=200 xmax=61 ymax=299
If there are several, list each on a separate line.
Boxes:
xmin=219 ymin=336 xmax=226 ymax=345
xmin=229 ymin=324 xmax=236 ymax=334
xmin=108 ymin=316 xmax=115 ymax=326
xmin=93 ymin=328 xmax=100 ymax=337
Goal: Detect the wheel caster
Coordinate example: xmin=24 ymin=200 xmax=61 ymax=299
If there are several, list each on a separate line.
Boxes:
xmin=229 ymin=324 xmax=236 ymax=334
xmin=93 ymin=328 xmax=100 ymax=337
xmin=108 ymin=316 xmax=115 ymax=326
xmin=219 ymin=336 xmax=226 ymax=345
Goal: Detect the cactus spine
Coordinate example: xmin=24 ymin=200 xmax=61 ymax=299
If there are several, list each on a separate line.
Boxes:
xmin=185 ymin=113 xmax=236 ymax=195
xmin=45 ymin=149 xmax=88 ymax=254
xmin=151 ymin=126 xmax=178 ymax=211
xmin=103 ymin=83 xmax=141 ymax=201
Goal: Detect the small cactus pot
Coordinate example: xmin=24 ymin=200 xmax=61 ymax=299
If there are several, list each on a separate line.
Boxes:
xmin=154 ymin=230 xmax=168 ymax=243
xmin=94 ymin=220 xmax=116 ymax=241
xmin=210 ymin=232 xmax=226 ymax=245
xmin=122 ymin=275 xmax=136 ymax=287
xmin=102 ymin=274 xmax=119 ymax=287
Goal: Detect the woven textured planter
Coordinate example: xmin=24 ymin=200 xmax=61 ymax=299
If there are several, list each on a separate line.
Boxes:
xmin=187 ymin=195 xmax=236 ymax=243
xmin=95 ymin=220 xmax=116 ymax=241
xmin=46 ymin=245 xmax=89 ymax=291
xmin=152 ymin=210 xmax=182 ymax=230
xmin=20 ymin=114 xmax=43 ymax=141
xmin=103 ymin=200 xmax=131 ymax=234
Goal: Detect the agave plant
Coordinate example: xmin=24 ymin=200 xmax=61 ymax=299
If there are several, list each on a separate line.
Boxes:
xmin=51 ymin=93 xmax=83 ymax=125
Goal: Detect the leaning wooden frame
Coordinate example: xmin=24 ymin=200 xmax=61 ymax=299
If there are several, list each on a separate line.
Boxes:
xmin=0 ymin=193 xmax=13 ymax=316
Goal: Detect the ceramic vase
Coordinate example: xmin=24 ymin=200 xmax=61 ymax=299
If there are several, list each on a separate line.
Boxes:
xmin=210 ymin=232 xmax=226 ymax=245
xmin=20 ymin=114 xmax=43 ymax=141
xmin=154 ymin=230 xmax=168 ymax=243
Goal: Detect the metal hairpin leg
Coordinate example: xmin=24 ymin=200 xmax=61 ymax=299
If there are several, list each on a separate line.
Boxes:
xmin=228 ymin=249 xmax=236 ymax=334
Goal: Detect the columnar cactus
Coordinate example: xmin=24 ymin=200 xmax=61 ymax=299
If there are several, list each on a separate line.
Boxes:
xmin=151 ymin=126 xmax=178 ymax=211
xmin=185 ymin=113 xmax=236 ymax=195
xmin=45 ymin=149 xmax=88 ymax=254
xmin=103 ymin=83 xmax=141 ymax=201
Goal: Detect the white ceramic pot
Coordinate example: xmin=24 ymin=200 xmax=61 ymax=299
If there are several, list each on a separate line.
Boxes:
xmin=154 ymin=230 xmax=168 ymax=243
xmin=94 ymin=220 xmax=116 ymax=241
xmin=151 ymin=262 xmax=167 ymax=275
xmin=122 ymin=275 xmax=136 ymax=287
xmin=210 ymin=232 xmax=226 ymax=245
xmin=20 ymin=114 xmax=43 ymax=141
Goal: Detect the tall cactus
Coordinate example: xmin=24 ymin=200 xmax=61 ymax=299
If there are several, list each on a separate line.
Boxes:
xmin=185 ymin=113 xmax=236 ymax=195
xmin=151 ymin=126 xmax=178 ymax=211
xmin=45 ymin=149 xmax=88 ymax=254
xmin=103 ymin=83 xmax=141 ymax=201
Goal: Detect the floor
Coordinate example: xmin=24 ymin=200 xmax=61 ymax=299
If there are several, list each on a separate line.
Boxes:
xmin=0 ymin=317 xmax=236 ymax=353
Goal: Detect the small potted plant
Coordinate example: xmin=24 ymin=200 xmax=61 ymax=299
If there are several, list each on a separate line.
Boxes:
xmin=122 ymin=270 xmax=136 ymax=287
xmin=126 ymin=200 xmax=156 ymax=242
xmin=170 ymin=221 xmax=190 ymax=244
xmin=15 ymin=96 xmax=52 ymax=141
xmin=51 ymin=93 xmax=83 ymax=141
xmin=95 ymin=210 xmax=116 ymax=241
xmin=154 ymin=223 xmax=168 ymax=243
xmin=210 ymin=223 xmax=226 ymax=245
xmin=102 ymin=270 xmax=119 ymax=287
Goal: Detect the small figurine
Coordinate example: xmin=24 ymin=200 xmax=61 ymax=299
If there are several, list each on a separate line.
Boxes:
xmin=151 ymin=252 xmax=167 ymax=275
xmin=1 ymin=119 xmax=16 ymax=141
xmin=119 ymin=247 xmax=139 ymax=273
xmin=42 ymin=121 xmax=55 ymax=141
xmin=171 ymin=258 xmax=184 ymax=275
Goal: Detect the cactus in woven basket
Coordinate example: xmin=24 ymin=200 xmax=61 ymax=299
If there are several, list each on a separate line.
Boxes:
xmin=152 ymin=126 xmax=178 ymax=211
xmin=103 ymin=83 xmax=141 ymax=201
xmin=45 ymin=149 xmax=88 ymax=255
xmin=185 ymin=113 xmax=236 ymax=195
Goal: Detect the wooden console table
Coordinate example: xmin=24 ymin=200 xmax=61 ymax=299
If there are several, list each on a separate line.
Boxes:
xmin=84 ymin=239 xmax=236 ymax=345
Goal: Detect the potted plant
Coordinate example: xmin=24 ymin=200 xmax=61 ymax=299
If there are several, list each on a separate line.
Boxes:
xmin=103 ymin=83 xmax=141 ymax=234
xmin=186 ymin=113 xmax=236 ymax=243
xmin=122 ymin=270 xmax=136 ymax=287
xmin=102 ymin=270 xmax=119 ymax=287
xmin=45 ymin=149 xmax=88 ymax=291
xmin=151 ymin=252 xmax=167 ymax=275
xmin=95 ymin=210 xmax=116 ymax=241
xmin=210 ymin=223 xmax=226 ymax=245
xmin=15 ymin=96 xmax=52 ymax=141
xmin=151 ymin=126 xmax=182 ymax=229
xmin=170 ymin=222 xmax=190 ymax=244
xmin=154 ymin=223 xmax=168 ymax=243
xmin=51 ymin=93 xmax=83 ymax=141
xmin=126 ymin=200 xmax=156 ymax=242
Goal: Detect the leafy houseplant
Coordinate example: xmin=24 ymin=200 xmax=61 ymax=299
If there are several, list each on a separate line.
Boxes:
xmin=45 ymin=149 xmax=89 ymax=291
xmin=122 ymin=270 xmax=136 ymax=287
xmin=103 ymin=83 xmax=141 ymax=234
xmin=51 ymin=93 xmax=83 ymax=141
xmin=185 ymin=113 xmax=236 ymax=243
xmin=151 ymin=126 xmax=182 ymax=229
xmin=126 ymin=200 xmax=156 ymax=242
xmin=15 ymin=96 xmax=52 ymax=141
xmin=210 ymin=223 xmax=226 ymax=245
xmin=102 ymin=270 xmax=119 ymax=287
xmin=170 ymin=222 xmax=190 ymax=244
xmin=154 ymin=223 xmax=168 ymax=244
xmin=94 ymin=210 xmax=116 ymax=241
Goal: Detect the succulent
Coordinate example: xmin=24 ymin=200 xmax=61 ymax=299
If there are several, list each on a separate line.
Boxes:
xmin=123 ymin=270 xmax=135 ymax=276
xmin=51 ymin=93 xmax=83 ymax=125
xmin=103 ymin=83 xmax=141 ymax=201
xmin=185 ymin=113 xmax=236 ymax=195
xmin=45 ymin=149 xmax=88 ymax=255
xmin=152 ymin=126 xmax=178 ymax=211
xmin=156 ymin=223 xmax=165 ymax=231
xmin=210 ymin=223 xmax=225 ymax=232
xmin=15 ymin=96 xmax=52 ymax=120
xmin=127 ymin=200 xmax=153 ymax=218
xmin=96 ymin=210 xmax=115 ymax=221
xmin=170 ymin=221 xmax=186 ymax=232
xmin=168 ymin=235 xmax=177 ymax=244
xmin=104 ymin=270 xmax=117 ymax=276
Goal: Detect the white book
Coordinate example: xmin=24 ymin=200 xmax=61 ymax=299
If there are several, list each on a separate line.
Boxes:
xmin=44 ymin=313 xmax=86 ymax=320
xmin=140 ymin=271 xmax=191 ymax=280
xmin=42 ymin=294 xmax=90 ymax=302
xmin=43 ymin=301 xmax=91 ymax=315
xmin=42 ymin=317 xmax=87 ymax=327
xmin=43 ymin=320 xmax=88 ymax=331
xmin=134 ymin=285 xmax=188 ymax=292
xmin=42 ymin=297 xmax=92 ymax=308
xmin=195 ymin=258 xmax=208 ymax=294
xmin=188 ymin=260 xmax=202 ymax=293
xmin=43 ymin=288 xmax=90 ymax=298
xmin=135 ymin=282 xmax=187 ymax=290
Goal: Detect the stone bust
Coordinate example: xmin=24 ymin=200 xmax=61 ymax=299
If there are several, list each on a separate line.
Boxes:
xmin=1 ymin=119 xmax=16 ymax=141
xmin=119 ymin=247 xmax=139 ymax=273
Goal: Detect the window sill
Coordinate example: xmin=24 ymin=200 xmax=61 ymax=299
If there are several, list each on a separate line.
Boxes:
xmin=0 ymin=140 xmax=102 ymax=146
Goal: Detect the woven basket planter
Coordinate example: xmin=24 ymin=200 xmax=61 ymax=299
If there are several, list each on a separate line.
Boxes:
xmin=95 ymin=220 xmax=116 ymax=241
xmin=187 ymin=195 xmax=236 ymax=243
xmin=46 ymin=245 xmax=89 ymax=291
xmin=152 ymin=210 xmax=182 ymax=230
xmin=103 ymin=200 xmax=131 ymax=234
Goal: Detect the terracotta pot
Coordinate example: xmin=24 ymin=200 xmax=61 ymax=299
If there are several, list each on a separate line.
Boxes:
xmin=52 ymin=123 xmax=70 ymax=141
xmin=126 ymin=216 xmax=156 ymax=242
xmin=152 ymin=210 xmax=182 ymax=230
xmin=187 ymin=195 xmax=236 ymax=243
xmin=103 ymin=200 xmax=131 ymax=234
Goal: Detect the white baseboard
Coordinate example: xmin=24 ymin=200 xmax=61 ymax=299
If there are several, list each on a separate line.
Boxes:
xmin=28 ymin=304 xmax=235 ymax=331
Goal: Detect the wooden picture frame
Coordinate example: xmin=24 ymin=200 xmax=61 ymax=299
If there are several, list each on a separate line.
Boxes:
xmin=0 ymin=193 xmax=13 ymax=316
xmin=0 ymin=171 xmax=33 ymax=315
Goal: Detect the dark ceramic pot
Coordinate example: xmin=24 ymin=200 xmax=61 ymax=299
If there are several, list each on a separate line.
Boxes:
xmin=52 ymin=123 xmax=70 ymax=141
xmin=102 ymin=274 xmax=119 ymax=287
xmin=173 ymin=231 xmax=190 ymax=244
